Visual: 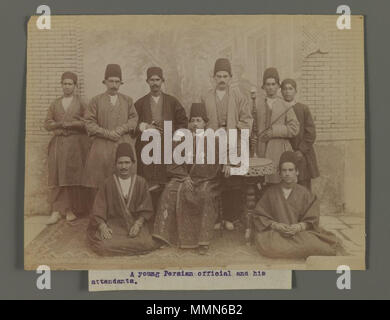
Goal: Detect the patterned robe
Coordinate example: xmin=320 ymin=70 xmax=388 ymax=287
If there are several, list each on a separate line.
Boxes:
xmin=87 ymin=174 xmax=157 ymax=256
xmin=253 ymin=183 xmax=340 ymax=259
xmin=153 ymin=137 xmax=222 ymax=248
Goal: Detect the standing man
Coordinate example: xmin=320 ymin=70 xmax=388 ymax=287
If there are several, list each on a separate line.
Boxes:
xmin=202 ymin=58 xmax=253 ymax=231
xmin=44 ymin=72 xmax=90 ymax=224
xmin=83 ymin=64 xmax=138 ymax=210
xmin=134 ymin=66 xmax=188 ymax=209
xmin=255 ymin=67 xmax=299 ymax=185
xmin=281 ymin=79 xmax=320 ymax=190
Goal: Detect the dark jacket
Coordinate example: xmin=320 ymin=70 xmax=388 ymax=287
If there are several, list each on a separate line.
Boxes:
xmin=289 ymin=103 xmax=320 ymax=181
xmin=134 ymin=92 xmax=188 ymax=186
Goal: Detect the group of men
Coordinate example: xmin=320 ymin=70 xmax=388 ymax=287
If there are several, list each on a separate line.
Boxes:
xmin=44 ymin=58 xmax=340 ymax=259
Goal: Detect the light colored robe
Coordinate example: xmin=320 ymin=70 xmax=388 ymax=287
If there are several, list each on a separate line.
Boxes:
xmin=202 ymin=86 xmax=253 ymax=132
xmin=255 ymin=96 xmax=299 ymax=183
xmin=82 ymin=92 xmax=138 ymax=188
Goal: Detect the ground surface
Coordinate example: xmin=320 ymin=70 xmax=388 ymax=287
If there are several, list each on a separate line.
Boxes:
xmin=24 ymin=214 xmax=365 ymax=270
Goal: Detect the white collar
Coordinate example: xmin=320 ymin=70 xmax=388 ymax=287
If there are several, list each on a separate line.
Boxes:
xmin=193 ymin=130 xmax=205 ymax=138
xmin=151 ymin=95 xmax=161 ymax=104
xmin=216 ymin=89 xmax=227 ymax=100
xmin=118 ymin=176 xmax=132 ymax=198
xmin=62 ymin=96 xmax=73 ymax=110
xmin=281 ymin=187 xmax=293 ymax=199
xmin=266 ymin=96 xmax=277 ymax=109
xmin=109 ymin=94 xmax=118 ymax=105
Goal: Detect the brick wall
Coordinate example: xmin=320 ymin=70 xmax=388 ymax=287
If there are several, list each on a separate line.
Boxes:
xmin=300 ymin=16 xmax=365 ymax=141
xmin=25 ymin=16 xmax=84 ymax=215
xmin=300 ymin=16 xmax=365 ymax=215
xmin=26 ymin=16 xmax=84 ymax=142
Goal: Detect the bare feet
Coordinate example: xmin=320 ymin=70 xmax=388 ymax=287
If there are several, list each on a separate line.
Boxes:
xmin=214 ymin=222 xmax=222 ymax=230
xmin=224 ymin=221 xmax=235 ymax=231
xmin=66 ymin=211 xmax=77 ymax=222
xmin=46 ymin=211 xmax=61 ymax=225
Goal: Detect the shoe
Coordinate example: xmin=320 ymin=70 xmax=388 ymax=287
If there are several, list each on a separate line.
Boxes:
xmin=198 ymin=245 xmax=209 ymax=255
xmin=214 ymin=222 xmax=222 ymax=230
xmin=46 ymin=211 xmax=61 ymax=225
xmin=66 ymin=211 xmax=77 ymax=222
xmin=224 ymin=221 xmax=235 ymax=231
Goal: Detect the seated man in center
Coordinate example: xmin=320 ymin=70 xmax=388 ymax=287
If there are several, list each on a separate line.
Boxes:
xmin=253 ymin=151 xmax=341 ymax=259
xmin=153 ymin=103 xmax=222 ymax=255
xmin=87 ymin=143 xmax=158 ymax=256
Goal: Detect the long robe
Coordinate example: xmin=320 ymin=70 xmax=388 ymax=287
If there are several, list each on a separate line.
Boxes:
xmin=44 ymin=95 xmax=90 ymax=187
xmin=83 ymin=92 xmax=138 ymax=188
xmin=253 ymin=183 xmax=340 ymax=259
xmin=153 ymin=137 xmax=222 ymax=248
xmin=44 ymin=95 xmax=90 ymax=215
xmin=289 ymin=102 xmax=320 ymax=183
xmin=87 ymin=174 xmax=157 ymax=256
xmin=134 ymin=92 xmax=188 ymax=187
xmin=255 ymin=96 xmax=299 ymax=183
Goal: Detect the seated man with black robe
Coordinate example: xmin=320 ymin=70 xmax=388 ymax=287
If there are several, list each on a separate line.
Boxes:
xmin=253 ymin=151 xmax=341 ymax=259
xmin=87 ymin=143 xmax=158 ymax=256
xmin=153 ymin=103 xmax=222 ymax=255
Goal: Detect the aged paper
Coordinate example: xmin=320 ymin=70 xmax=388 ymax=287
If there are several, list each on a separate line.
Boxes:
xmin=89 ymin=269 xmax=292 ymax=291
xmin=25 ymin=15 xmax=365 ymax=274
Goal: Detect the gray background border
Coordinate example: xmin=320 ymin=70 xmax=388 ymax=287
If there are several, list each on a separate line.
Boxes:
xmin=0 ymin=0 xmax=388 ymax=299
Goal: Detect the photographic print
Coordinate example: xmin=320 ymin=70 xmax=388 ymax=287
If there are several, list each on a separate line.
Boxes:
xmin=24 ymin=15 xmax=365 ymax=272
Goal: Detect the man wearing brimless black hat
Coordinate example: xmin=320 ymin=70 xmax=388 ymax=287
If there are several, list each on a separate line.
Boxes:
xmin=281 ymin=78 xmax=319 ymax=191
xmin=202 ymin=58 xmax=253 ymax=231
xmin=134 ymin=66 xmax=188 ymax=210
xmin=153 ymin=103 xmax=222 ymax=255
xmin=255 ymin=67 xmax=299 ymax=185
xmin=252 ymin=151 xmax=341 ymax=259
xmin=82 ymin=64 xmax=138 ymax=212
xmin=44 ymin=71 xmax=90 ymax=225
xmin=87 ymin=143 xmax=158 ymax=256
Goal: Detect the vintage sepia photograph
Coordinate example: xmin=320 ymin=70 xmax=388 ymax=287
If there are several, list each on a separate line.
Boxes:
xmin=24 ymin=15 xmax=365 ymax=271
